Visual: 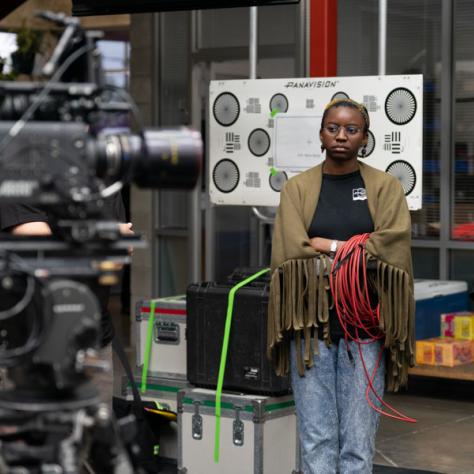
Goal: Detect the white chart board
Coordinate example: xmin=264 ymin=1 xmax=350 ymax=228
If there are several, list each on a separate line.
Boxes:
xmin=209 ymin=75 xmax=423 ymax=210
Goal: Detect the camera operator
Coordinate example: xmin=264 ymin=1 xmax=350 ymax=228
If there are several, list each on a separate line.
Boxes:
xmin=0 ymin=197 xmax=133 ymax=404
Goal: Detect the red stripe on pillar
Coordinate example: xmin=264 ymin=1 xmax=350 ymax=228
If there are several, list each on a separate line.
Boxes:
xmin=309 ymin=0 xmax=338 ymax=77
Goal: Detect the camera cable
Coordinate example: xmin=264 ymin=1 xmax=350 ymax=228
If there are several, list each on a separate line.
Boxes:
xmin=329 ymin=233 xmax=417 ymax=423
xmin=0 ymin=252 xmax=46 ymax=366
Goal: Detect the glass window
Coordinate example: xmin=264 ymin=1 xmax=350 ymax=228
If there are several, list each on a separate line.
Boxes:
xmin=0 ymin=32 xmax=18 ymax=76
xmin=453 ymin=0 xmax=474 ymax=241
xmin=338 ymin=0 xmax=378 ymax=76
xmin=158 ymin=237 xmax=189 ymax=295
xmin=214 ymin=206 xmax=252 ymax=281
xmin=412 ymin=247 xmax=439 ymax=279
xmin=158 ymin=191 xmax=188 ymax=229
xmin=338 ymin=0 xmax=442 ymax=240
xmin=198 ymin=4 xmax=297 ymax=50
xmin=450 ymin=250 xmax=474 ymax=299
xmin=199 ymin=8 xmax=250 ymax=49
xmin=387 ymin=0 xmax=442 ymax=240
xmin=259 ymin=4 xmax=297 ymax=46
xmin=97 ymin=39 xmax=130 ymax=88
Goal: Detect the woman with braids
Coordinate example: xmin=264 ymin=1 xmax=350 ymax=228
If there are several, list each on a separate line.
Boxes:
xmin=267 ymin=98 xmax=415 ymax=473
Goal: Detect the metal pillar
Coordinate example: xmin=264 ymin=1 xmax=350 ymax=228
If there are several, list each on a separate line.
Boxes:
xmin=439 ymin=0 xmax=455 ymax=279
xmin=250 ymin=7 xmax=258 ymax=79
xmin=190 ymin=63 xmax=203 ymax=283
xmin=378 ymin=0 xmax=387 ymax=75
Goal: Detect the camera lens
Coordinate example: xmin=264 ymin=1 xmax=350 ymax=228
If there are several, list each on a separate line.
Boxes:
xmin=94 ymin=127 xmax=202 ymax=190
xmin=135 ymin=128 xmax=202 ymax=189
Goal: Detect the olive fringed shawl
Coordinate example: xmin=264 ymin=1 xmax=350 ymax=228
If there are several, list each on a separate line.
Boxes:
xmin=267 ymin=161 xmax=415 ymax=392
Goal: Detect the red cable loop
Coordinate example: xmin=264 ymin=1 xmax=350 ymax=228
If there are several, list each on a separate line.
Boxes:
xmin=329 ymin=233 xmax=417 ymax=424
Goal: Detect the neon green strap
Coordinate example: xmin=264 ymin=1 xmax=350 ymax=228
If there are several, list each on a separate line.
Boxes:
xmin=214 ymin=268 xmax=270 ymax=463
xmin=141 ymin=300 xmax=156 ymax=394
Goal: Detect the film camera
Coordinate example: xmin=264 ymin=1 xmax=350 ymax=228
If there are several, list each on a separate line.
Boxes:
xmin=0 ymin=11 xmax=202 ymax=474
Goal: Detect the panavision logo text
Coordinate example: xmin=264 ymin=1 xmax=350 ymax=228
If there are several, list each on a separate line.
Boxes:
xmin=284 ymin=80 xmax=339 ymax=89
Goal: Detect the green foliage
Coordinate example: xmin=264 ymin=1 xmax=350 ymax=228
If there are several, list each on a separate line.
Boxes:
xmin=10 ymin=27 xmax=43 ymax=77
xmin=15 ymin=27 xmax=42 ymax=56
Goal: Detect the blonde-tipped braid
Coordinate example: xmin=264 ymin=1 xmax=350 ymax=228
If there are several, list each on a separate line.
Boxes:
xmin=322 ymin=98 xmax=370 ymax=131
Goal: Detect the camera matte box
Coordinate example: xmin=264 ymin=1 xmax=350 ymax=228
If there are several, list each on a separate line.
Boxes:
xmin=186 ymin=281 xmax=290 ymax=395
xmin=177 ymin=387 xmax=301 ymax=474
xmin=136 ymin=295 xmax=187 ymax=380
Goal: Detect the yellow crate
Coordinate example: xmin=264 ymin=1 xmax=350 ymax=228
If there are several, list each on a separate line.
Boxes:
xmin=454 ymin=315 xmax=474 ymax=340
xmin=440 ymin=311 xmax=474 ymax=338
xmin=416 ymin=339 xmax=436 ymax=365
xmin=433 ymin=338 xmax=472 ymax=367
xmin=416 ymin=338 xmax=473 ymax=366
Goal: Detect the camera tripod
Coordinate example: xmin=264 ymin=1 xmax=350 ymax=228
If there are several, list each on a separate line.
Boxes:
xmin=0 ymin=380 xmax=142 ymax=474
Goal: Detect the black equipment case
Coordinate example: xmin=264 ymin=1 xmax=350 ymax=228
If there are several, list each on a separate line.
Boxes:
xmin=186 ymin=270 xmax=290 ymax=395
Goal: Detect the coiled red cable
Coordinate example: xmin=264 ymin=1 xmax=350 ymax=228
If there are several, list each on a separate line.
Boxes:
xmin=329 ymin=233 xmax=417 ymax=423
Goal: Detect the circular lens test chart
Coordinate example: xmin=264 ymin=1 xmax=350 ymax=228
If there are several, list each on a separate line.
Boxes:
xmin=209 ymin=74 xmax=423 ymax=210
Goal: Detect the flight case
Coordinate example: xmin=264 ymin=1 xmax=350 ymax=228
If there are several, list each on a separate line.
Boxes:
xmin=136 ymin=295 xmax=187 ymax=380
xmin=177 ymin=387 xmax=301 ymax=474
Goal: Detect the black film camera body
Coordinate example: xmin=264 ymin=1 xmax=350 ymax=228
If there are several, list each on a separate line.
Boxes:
xmin=0 ymin=11 xmax=202 ymax=473
xmin=0 ymin=104 xmax=202 ymax=392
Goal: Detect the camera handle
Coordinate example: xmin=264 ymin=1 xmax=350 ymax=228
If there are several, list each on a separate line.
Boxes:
xmin=42 ymin=22 xmax=80 ymax=77
xmin=37 ymin=10 xmax=103 ymax=83
xmin=36 ymin=11 xmax=81 ymax=78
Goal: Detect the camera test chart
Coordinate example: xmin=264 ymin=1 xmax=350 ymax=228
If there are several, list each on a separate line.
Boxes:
xmin=209 ymin=75 xmax=423 ymax=210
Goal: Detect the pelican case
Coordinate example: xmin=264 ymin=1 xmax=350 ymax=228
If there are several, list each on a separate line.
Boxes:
xmin=186 ymin=271 xmax=290 ymax=395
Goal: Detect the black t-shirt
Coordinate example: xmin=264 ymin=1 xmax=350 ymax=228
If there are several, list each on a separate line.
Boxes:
xmin=0 ymin=195 xmax=126 ymax=347
xmin=308 ymin=170 xmax=374 ymax=341
xmin=0 ymin=198 xmax=126 ymax=232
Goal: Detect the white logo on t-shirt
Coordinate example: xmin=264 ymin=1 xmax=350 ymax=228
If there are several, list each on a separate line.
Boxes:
xmin=352 ymin=188 xmax=367 ymax=201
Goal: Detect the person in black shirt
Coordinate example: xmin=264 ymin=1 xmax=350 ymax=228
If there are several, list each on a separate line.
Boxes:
xmin=0 ymin=198 xmax=133 ymax=401
xmin=283 ymin=99 xmax=386 ymax=474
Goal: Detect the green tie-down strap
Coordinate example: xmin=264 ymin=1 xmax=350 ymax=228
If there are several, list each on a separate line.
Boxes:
xmin=141 ymin=299 xmax=156 ymax=394
xmin=214 ymin=268 xmax=270 ymax=463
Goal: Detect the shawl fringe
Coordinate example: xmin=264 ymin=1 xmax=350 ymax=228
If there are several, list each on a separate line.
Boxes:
xmin=374 ymin=257 xmax=415 ymax=392
xmin=267 ymin=255 xmax=331 ymax=377
xmin=267 ymin=253 xmax=415 ymax=392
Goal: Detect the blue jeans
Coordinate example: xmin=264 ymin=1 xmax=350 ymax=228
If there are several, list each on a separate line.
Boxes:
xmin=290 ymin=338 xmax=385 ymax=474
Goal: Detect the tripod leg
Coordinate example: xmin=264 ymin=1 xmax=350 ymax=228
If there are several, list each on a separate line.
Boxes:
xmin=87 ymin=404 xmax=137 ymax=474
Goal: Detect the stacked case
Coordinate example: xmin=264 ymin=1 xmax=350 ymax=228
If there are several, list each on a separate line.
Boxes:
xmin=126 ymin=294 xmax=190 ymax=462
xmin=415 ymin=307 xmax=474 ymax=368
xmin=133 ymin=270 xmax=301 ymax=472
xmin=121 ymin=374 xmax=189 ymax=460
xmin=177 ymin=388 xmax=300 ymax=474
xmin=136 ymin=295 xmax=187 ymax=380
xmin=182 ymin=270 xmax=300 ymax=474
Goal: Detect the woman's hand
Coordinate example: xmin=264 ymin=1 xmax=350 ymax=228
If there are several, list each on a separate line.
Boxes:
xmin=310 ymin=237 xmax=345 ymax=255
xmin=310 ymin=237 xmax=331 ymax=253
